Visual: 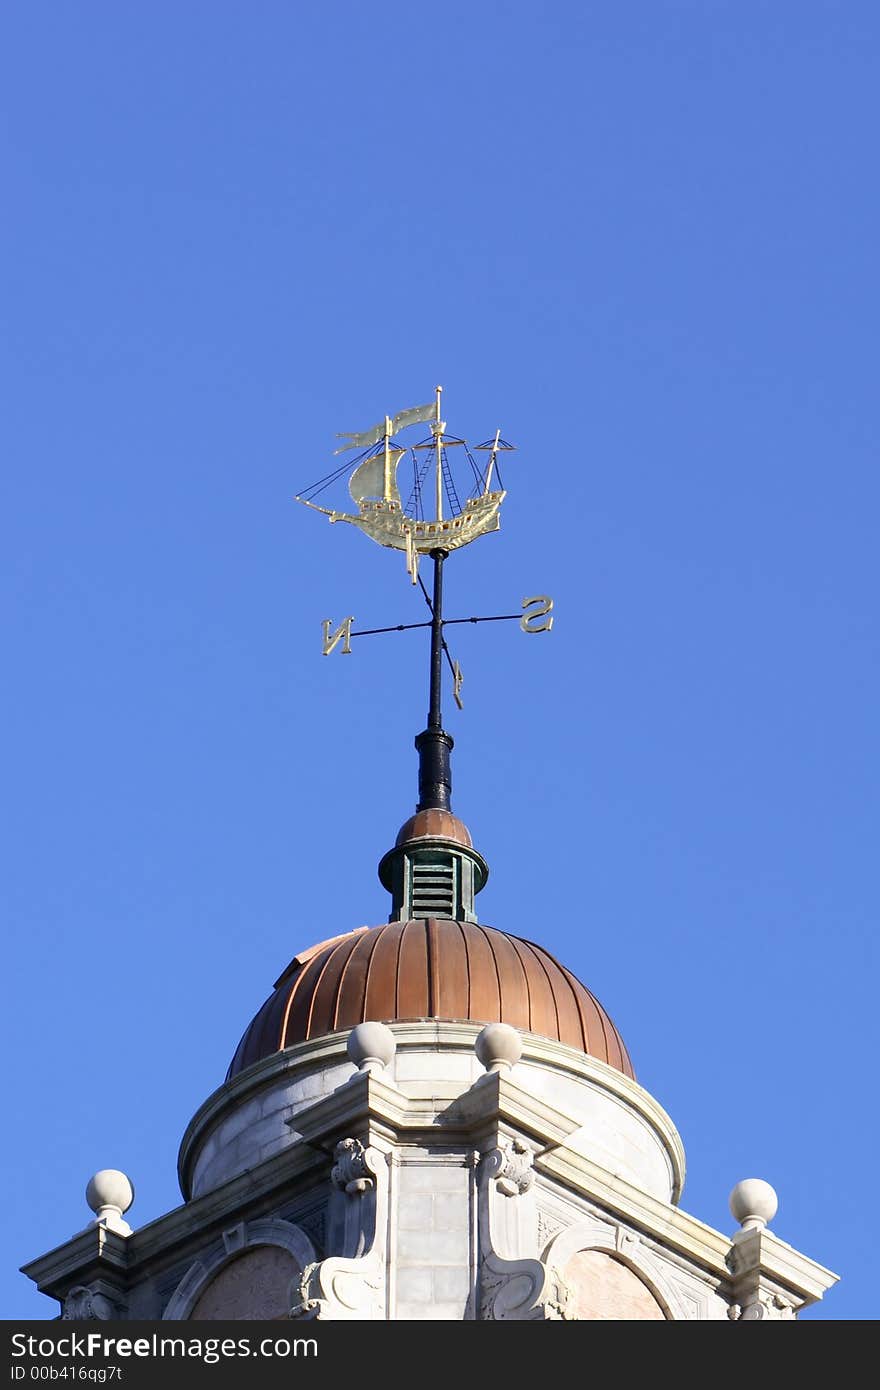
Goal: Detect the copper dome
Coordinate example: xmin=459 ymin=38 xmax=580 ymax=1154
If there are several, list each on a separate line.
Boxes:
xmin=394 ymin=808 xmax=473 ymax=848
xmin=227 ymin=919 xmax=634 ymax=1081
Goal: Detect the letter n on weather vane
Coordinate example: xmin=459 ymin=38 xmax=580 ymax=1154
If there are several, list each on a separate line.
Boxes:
xmin=322 ymin=617 xmax=355 ymax=656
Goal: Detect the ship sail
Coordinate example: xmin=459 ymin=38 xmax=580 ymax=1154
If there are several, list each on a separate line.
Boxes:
xmin=349 ymin=447 xmax=404 ymax=505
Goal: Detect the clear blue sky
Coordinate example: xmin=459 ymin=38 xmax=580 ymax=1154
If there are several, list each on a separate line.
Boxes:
xmin=2 ymin=3 xmax=876 ymax=1321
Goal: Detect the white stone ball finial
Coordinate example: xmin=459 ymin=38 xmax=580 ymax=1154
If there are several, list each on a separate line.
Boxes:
xmin=347 ymin=1021 xmax=396 ymax=1074
xmin=475 ymin=1022 xmax=522 ymax=1074
xmin=729 ymin=1178 xmax=778 ymax=1233
xmin=86 ymin=1169 xmax=134 ymax=1236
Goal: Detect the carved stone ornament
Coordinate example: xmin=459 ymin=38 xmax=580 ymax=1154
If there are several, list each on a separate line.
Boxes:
xmin=483 ymin=1137 xmax=535 ymax=1198
xmin=222 ymin=1221 xmax=247 ymax=1255
xmin=62 ymin=1286 xmax=115 ymax=1321
xmin=537 ymin=1210 xmax=563 ymax=1254
xmin=290 ymin=1253 xmax=384 ymax=1321
xmin=539 ymin=1267 xmax=574 ymax=1322
xmin=331 ymin=1138 xmax=377 ymax=1195
xmin=731 ymin=1288 xmax=797 ymax=1321
xmin=480 ymin=1254 xmax=573 ymax=1321
xmin=614 ymin=1224 xmax=640 ymax=1257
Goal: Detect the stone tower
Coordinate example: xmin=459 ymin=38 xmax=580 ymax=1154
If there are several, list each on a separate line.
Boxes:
xmin=22 ymin=395 xmax=838 ymax=1320
xmin=22 ymin=795 xmax=837 ymax=1320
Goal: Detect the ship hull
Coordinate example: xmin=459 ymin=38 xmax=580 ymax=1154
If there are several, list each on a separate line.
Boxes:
xmin=329 ymin=491 xmax=506 ymax=555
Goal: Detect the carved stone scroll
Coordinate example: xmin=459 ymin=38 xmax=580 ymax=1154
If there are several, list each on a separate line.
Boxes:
xmin=482 ymin=1137 xmax=534 ymax=1198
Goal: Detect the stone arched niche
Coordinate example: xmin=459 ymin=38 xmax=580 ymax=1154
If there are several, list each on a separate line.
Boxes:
xmin=189 ymin=1247 xmax=300 ymax=1321
xmin=563 ymin=1251 xmax=666 ymax=1321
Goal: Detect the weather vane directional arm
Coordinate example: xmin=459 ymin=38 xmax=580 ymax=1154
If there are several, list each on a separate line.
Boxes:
xmin=298 ymin=387 xmax=552 ymax=814
xmin=319 ymin=584 xmax=553 ymax=707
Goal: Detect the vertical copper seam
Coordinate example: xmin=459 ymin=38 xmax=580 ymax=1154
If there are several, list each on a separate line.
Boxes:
xmin=585 ymin=981 xmax=612 ymax=1064
xmin=305 ymin=933 xmax=359 ymax=1037
xmin=327 ymin=935 xmax=363 ymax=1031
xmin=426 ymin=918 xmax=439 ymax=1017
xmin=595 ymin=999 xmax=623 ymax=1073
xmin=454 ymin=919 xmax=471 ymax=1017
xmin=348 ymin=928 xmax=381 ymax=1026
xmin=596 ymin=996 xmax=630 ymax=1075
xmin=362 ymin=919 xmax=403 ymax=1025
xmin=498 ymin=927 xmax=531 ymax=1023
xmin=459 ymin=922 xmax=474 ymax=1020
xmin=331 ymin=929 xmax=376 ymax=1031
xmin=226 ymin=1029 xmax=248 ymax=1080
xmin=281 ymin=950 xmax=325 ymax=1045
xmin=609 ymin=1007 xmax=634 ymax=1076
xmin=358 ymin=927 xmax=384 ymax=1024
xmin=279 ymin=946 xmax=333 ymax=1047
xmin=396 ymin=918 xmax=429 ymax=1019
xmin=560 ymin=963 xmax=605 ymax=1060
xmin=594 ymin=1001 xmax=613 ymax=1067
xmin=257 ymin=990 xmax=286 ymax=1060
xmin=618 ymin=1020 xmax=635 ymax=1076
xmin=526 ymin=946 xmax=582 ymax=1052
xmin=520 ymin=942 xmax=562 ymax=1040
xmin=228 ymin=993 xmax=270 ymax=1075
xmin=556 ymin=961 xmax=588 ymax=1054
xmin=474 ymin=923 xmax=503 ymax=1020
xmin=393 ymin=920 xmax=405 ymax=1016
xmin=506 ymin=937 xmax=536 ymax=1031
xmin=569 ymin=967 xmax=603 ymax=1050
xmin=297 ymin=943 xmax=341 ymax=1040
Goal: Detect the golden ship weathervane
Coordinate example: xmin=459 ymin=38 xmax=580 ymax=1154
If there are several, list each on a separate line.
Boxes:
xmin=296 ymin=386 xmax=552 ymax=809
xmin=297 ymin=385 xmax=513 ymax=583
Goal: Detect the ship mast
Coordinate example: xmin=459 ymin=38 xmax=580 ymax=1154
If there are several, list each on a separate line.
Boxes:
xmin=383 ymin=414 xmax=393 ymax=502
xmin=434 ymin=384 xmax=443 ymax=523
xmin=484 ymin=428 xmax=501 ymax=494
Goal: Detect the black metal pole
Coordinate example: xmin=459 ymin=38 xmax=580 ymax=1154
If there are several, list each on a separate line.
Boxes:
xmin=415 ymin=549 xmax=453 ymax=811
xmin=428 ymin=550 xmax=444 ymax=730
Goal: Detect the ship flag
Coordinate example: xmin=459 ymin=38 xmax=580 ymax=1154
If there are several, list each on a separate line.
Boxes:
xmin=334 ymin=402 xmax=435 ymax=454
xmin=391 ymin=402 xmax=436 ymax=433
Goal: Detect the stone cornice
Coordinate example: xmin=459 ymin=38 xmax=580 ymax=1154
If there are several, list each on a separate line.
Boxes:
xmin=537 ymin=1146 xmax=838 ymax=1306
xmin=729 ymin=1228 xmax=838 ymax=1304
xmin=448 ymin=1072 xmax=584 ymax=1149
xmin=280 ymin=1066 xmax=836 ymax=1306
xmin=538 ymin=1146 xmax=734 ymax=1276
xmin=284 ymin=1068 xmax=585 ymax=1155
xmin=179 ymin=1022 xmax=685 ymax=1202
xmin=24 ymin=1045 xmax=837 ymax=1318
xmin=23 ymin=1142 xmax=328 ymax=1300
xmin=284 ymin=1070 xmax=722 ymax=1275
xmin=21 ymin=1225 xmax=130 ymax=1301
